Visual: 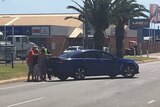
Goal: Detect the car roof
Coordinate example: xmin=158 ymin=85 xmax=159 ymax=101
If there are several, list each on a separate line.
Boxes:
xmin=59 ymin=49 xmax=104 ymax=58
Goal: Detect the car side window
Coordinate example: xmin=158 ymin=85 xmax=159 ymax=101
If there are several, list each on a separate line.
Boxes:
xmin=85 ymin=51 xmax=101 ymax=58
xmin=100 ymin=52 xmax=113 ymax=59
xmin=71 ymin=53 xmax=86 ymax=58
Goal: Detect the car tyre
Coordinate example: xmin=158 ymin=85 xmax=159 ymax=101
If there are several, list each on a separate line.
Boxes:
xmin=74 ymin=67 xmax=86 ymax=80
xmin=122 ymin=65 xmax=135 ymax=78
xmin=109 ymin=74 xmax=117 ymax=79
xmin=57 ymin=75 xmax=68 ymax=81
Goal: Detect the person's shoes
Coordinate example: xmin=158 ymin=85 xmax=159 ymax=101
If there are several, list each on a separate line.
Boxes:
xmin=48 ymin=78 xmax=52 ymax=80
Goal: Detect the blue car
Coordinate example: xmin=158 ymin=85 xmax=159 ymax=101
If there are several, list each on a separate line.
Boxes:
xmin=48 ymin=49 xmax=139 ymax=80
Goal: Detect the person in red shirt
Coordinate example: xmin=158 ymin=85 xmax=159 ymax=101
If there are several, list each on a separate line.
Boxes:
xmin=26 ymin=46 xmax=37 ymax=81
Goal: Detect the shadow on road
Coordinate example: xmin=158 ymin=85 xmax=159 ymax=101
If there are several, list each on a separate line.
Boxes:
xmin=47 ymin=76 xmax=138 ymax=83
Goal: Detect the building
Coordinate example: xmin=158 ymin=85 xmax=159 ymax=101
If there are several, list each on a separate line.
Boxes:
xmin=1 ymin=13 xmax=159 ymax=56
xmin=0 ymin=13 xmax=83 ymax=57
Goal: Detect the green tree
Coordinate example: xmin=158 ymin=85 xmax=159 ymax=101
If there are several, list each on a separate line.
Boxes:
xmin=110 ymin=0 xmax=149 ymax=58
xmin=65 ymin=0 xmax=115 ymax=50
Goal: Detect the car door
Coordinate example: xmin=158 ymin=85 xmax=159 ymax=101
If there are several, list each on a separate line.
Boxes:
xmin=98 ymin=52 xmax=117 ymax=75
xmin=83 ymin=51 xmax=105 ymax=76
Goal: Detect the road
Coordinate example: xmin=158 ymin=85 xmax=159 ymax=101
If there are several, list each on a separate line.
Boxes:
xmin=0 ymin=61 xmax=160 ymax=107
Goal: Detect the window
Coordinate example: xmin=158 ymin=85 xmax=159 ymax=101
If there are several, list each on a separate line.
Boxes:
xmin=100 ymin=52 xmax=113 ymax=59
xmin=85 ymin=51 xmax=113 ymax=59
xmin=16 ymin=37 xmax=20 ymax=42
xmin=22 ymin=37 xmax=28 ymax=42
xmin=7 ymin=37 xmax=12 ymax=42
xmin=85 ymin=51 xmax=101 ymax=58
xmin=72 ymin=53 xmax=86 ymax=58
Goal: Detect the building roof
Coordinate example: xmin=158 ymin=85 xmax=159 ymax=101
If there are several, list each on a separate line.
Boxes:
xmin=0 ymin=13 xmax=82 ymax=27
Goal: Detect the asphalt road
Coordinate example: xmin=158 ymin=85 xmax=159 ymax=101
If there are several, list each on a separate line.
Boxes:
xmin=0 ymin=61 xmax=160 ymax=107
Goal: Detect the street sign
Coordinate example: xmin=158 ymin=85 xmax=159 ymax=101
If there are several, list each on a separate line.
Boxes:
xmin=129 ymin=19 xmax=150 ymax=29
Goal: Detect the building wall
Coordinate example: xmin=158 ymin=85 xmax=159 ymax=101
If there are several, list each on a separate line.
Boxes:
xmin=50 ymin=25 xmax=75 ymax=36
xmin=50 ymin=35 xmax=68 ymax=57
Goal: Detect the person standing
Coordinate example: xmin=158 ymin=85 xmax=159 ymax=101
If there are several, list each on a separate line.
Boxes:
xmin=32 ymin=49 xmax=40 ymax=81
xmin=42 ymin=46 xmax=52 ymax=80
xmin=45 ymin=48 xmax=52 ymax=80
xmin=38 ymin=48 xmax=47 ymax=81
xmin=26 ymin=46 xmax=37 ymax=82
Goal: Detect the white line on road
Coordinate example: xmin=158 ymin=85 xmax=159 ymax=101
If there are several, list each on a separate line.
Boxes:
xmin=0 ymin=82 xmax=42 ymax=91
xmin=150 ymin=70 xmax=157 ymax=73
xmin=148 ymin=100 xmax=155 ymax=104
xmin=7 ymin=97 xmax=46 ymax=107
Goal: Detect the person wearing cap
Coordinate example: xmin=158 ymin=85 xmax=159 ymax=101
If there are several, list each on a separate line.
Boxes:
xmin=26 ymin=46 xmax=37 ymax=82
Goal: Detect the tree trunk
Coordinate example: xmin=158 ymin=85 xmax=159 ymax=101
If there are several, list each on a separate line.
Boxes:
xmin=115 ymin=24 xmax=125 ymax=58
xmin=93 ymin=31 xmax=105 ymax=50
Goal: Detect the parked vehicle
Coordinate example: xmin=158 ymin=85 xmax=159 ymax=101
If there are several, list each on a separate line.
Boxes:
xmin=7 ymin=35 xmax=37 ymax=60
xmin=63 ymin=46 xmax=84 ymax=54
xmin=125 ymin=41 xmax=137 ymax=55
xmin=0 ymin=41 xmax=16 ymax=63
xmin=48 ymin=49 xmax=139 ymax=81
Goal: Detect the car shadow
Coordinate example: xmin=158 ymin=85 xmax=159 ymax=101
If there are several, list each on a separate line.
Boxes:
xmin=47 ymin=76 xmax=138 ymax=83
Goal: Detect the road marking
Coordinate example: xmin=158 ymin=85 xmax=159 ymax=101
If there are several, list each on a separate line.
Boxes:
xmin=0 ymin=82 xmax=42 ymax=91
xmin=7 ymin=97 xmax=46 ymax=107
xmin=150 ymin=70 xmax=157 ymax=73
xmin=148 ymin=100 xmax=155 ymax=104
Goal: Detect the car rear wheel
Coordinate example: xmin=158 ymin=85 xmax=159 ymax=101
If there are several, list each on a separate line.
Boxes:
xmin=122 ymin=65 xmax=135 ymax=78
xmin=57 ymin=75 xmax=68 ymax=81
xmin=74 ymin=67 xmax=86 ymax=80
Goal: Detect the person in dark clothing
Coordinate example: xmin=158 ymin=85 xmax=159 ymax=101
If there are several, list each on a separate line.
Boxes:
xmin=46 ymin=48 xmax=52 ymax=80
xmin=42 ymin=46 xmax=52 ymax=80
xmin=38 ymin=48 xmax=47 ymax=81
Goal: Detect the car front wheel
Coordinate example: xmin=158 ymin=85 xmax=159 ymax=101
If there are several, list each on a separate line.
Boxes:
xmin=122 ymin=65 xmax=135 ymax=78
xmin=74 ymin=67 xmax=86 ymax=80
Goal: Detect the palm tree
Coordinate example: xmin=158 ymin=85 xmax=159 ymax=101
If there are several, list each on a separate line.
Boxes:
xmin=65 ymin=0 xmax=115 ymax=50
xmin=110 ymin=0 xmax=149 ymax=58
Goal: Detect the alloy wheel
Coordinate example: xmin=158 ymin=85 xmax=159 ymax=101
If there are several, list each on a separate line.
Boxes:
xmin=74 ymin=67 xmax=85 ymax=80
xmin=123 ymin=65 xmax=135 ymax=78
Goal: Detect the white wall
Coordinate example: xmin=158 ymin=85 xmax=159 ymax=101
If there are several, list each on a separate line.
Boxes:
xmin=50 ymin=25 xmax=75 ymax=36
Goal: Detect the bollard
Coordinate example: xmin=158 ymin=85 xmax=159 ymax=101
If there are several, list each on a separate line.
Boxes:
xmin=140 ymin=49 xmax=142 ymax=57
xmin=11 ymin=53 xmax=14 ymax=68
xmin=146 ymin=50 xmax=149 ymax=58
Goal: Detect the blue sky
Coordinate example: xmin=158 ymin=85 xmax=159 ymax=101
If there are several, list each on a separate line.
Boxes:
xmin=0 ymin=0 xmax=160 ymax=14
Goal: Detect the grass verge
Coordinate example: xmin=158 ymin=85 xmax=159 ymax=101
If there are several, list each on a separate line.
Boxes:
xmin=124 ymin=55 xmax=158 ymax=61
xmin=0 ymin=63 xmax=27 ymax=80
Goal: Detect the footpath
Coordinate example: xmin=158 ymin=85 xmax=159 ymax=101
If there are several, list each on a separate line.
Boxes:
xmin=137 ymin=52 xmax=160 ymax=63
xmin=1 ymin=53 xmax=160 ymax=84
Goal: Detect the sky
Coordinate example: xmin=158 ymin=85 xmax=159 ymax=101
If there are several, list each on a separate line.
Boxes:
xmin=0 ymin=0 xmax=160 ymax=14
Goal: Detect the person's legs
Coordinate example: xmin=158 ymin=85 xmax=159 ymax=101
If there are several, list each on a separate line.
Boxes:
xmin=35 ymin=64 xmax=40 ymax=81
xmin=47 ymin=69 xmax=51 ymax=80
xmin=28 ymin=63 xmax=34 ymax=81
xmin=27 ymin=63 xmax=33 ymax=81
